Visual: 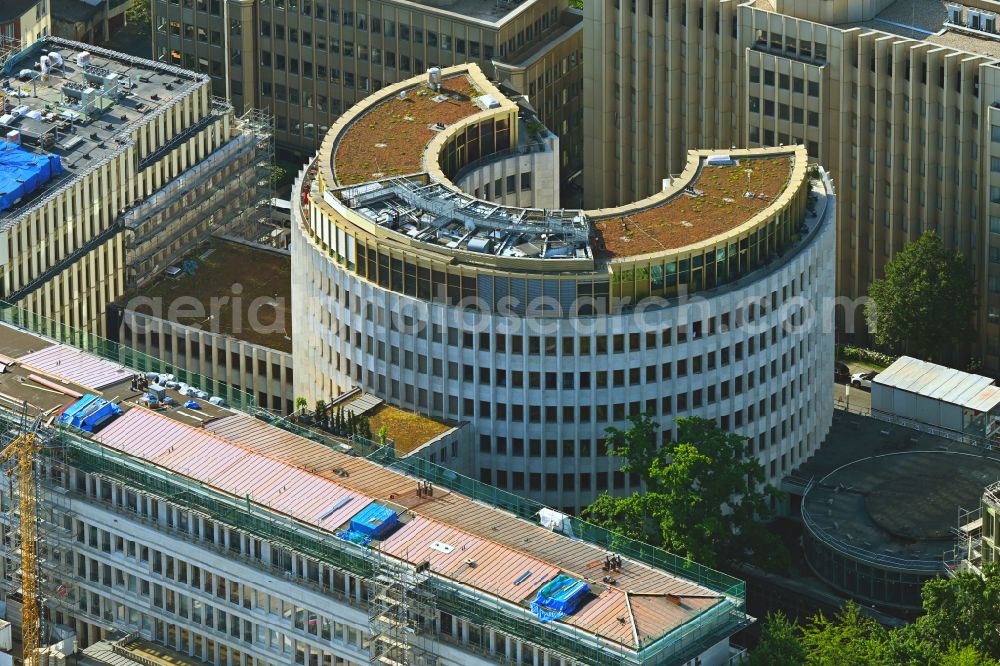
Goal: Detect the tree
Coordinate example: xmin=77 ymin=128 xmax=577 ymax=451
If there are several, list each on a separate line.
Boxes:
xmin=866 ymin=231 xmax=975 ymax=360
xmin=266 ymin=164 xmax=290 ymax=190
xmin=294 ymin=396 xmax=307 ymax=414
xmin=126 ymin=0 xmax=151 ymax=32
xmin=581 ymin=415 xmax=786 ymax=570
xmin=747 ymin=612 xmax=805 ymax=666
xmin=915 ymin=564 xmax=1000 ymax=658
xmin=747 ymin=568 xmax=1000 ymax=665
xmin=605 ymin=413 xmax=660 ymax=487
xmin=798 ymin=602 xmax=888 ymax=665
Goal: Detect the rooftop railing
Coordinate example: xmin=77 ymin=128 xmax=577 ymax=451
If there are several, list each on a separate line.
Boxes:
xmin=0 ymin=301 xmax=257 ymax=411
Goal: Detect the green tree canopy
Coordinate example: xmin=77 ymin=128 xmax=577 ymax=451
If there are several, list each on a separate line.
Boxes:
xmin=747 ymin=612 xmax=805 ymax=666
xmin=750 ymin=566 xmax=1000 ymax=665
xmin=581 ymin=414 xmax=786 ymax=570
xmin=865 ymin=231 xmax=975 ymax=360
xmin=126 ymin=0 xmax=152 ymax=32
xmin=917 ymin=565 xmax=1000 ymax=658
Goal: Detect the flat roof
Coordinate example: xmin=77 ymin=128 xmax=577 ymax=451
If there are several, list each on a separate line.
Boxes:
xmin=496 ymin=11 xmax=583 ymax=68
xmin=841 ymin=0 xmax=948 ymax=35
xmin=333 ymin=74 xmax=483 ymax=185
xmin=133 ymin=239 xmax=292 ymax=352
xmin=593 ymin=156 xmax=794 ymax=258
xmin=0 ymin=0 xmax=39 ymax=21
xmin=834 ymin=0 xmax=1000 ymax=59
xmin=318 ymin=64 xmax=810 ymax=272
xmin=875 ymin=356 xmax=1000 ymax=412
xmin=805 ymin=451 xmax=1000 ymax=565
xmin=0 ymin=319 xmax=741 ymax=653
xmin=51 ymin=0 xmax=103 ymax=22
xmin=392 ymin=0 xmax=540 ymax=25
xmin=0 ymin=37 xmax=207 ymax=225
xmin=927 ymin=28 xmax=1000 ymax=59
xmin=0 ymin=323 xmax=234 ymax=425
xmin=339 ymin=392 xmax=453 ymax=454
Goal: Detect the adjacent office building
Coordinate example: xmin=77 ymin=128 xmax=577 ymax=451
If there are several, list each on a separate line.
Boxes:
xmin=291 ymin=64 xmax=837 ymax=510
xmin=1 ymin=0 xmax=50 ymax=46
xmin=150 ymin=0 xmax=584 ymax=174
xmin=583 ymin=0 xmax=1000 ymax=368
xmin=51 ymin=0 xmax=129 ymax=44
xmin=0 ymin=316 xmax=750 ymax=666
xmin=0 ymin=36 xmax=270 ymax=337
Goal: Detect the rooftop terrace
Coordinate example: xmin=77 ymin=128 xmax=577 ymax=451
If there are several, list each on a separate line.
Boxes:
xmin=592 ymin=156 xmax=793 ymax=258
xmin=318 ymin=64 xmax=807 ymax=272
xmin=0 ymin=37 xmax=207 ymax=224
xmin=0 ymin=314 xmax=747 ymax=661
xmin=132 ymin=239 xmax=292 ymax=352
xmin=338 ymin=391 xmax=453 ymax=454
xmin=333 ymin=74 xmax=484 ymax=185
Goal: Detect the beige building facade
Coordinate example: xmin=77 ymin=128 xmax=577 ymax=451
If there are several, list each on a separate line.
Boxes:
xmin=151 ymin=0 xmax=583 ymax=175
xmin=583 ymin=0 xmax=1000 ymax=368
xmin=0 ymin=0 xmax=50 ymax=47
xmin=0 ymin=37 xmax=269 ymax=338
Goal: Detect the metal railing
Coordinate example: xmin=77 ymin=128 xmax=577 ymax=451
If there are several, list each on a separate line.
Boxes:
xmin=871 ymin=409 xmax=995 ymax=450
xmin=0 ymin=302 xmax=257 ymax=411
xmin=366 ymin=449 xmax=748 ymax=600
xmin=801 ymin=478 xmax=951 ymax=573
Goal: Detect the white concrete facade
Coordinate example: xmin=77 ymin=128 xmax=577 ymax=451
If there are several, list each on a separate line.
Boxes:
xmin=454 ymin=133 xmax=562 ymax=209
xmin=293 ymin=139 xmax=837 ymax=511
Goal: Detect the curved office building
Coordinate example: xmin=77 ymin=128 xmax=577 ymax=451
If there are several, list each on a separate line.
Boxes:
xmin=291 ymin=64 xmax=836 ymax=510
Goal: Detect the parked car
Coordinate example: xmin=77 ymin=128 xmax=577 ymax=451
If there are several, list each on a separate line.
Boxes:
xmin=851 ymin=371 xmax=878 ymax=390
xmin=835 ymin=361 xmax=851 ymax=384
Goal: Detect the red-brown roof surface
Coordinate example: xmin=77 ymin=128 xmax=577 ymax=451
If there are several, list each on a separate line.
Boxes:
xmin=593 ymin=156 xmax=793 ymax=258
xmin=85 ymin=410 xmax=728 ymax=649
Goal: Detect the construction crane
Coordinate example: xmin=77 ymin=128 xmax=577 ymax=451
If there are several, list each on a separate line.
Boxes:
xmin=0 ymin=426 xmax=41 ymax=666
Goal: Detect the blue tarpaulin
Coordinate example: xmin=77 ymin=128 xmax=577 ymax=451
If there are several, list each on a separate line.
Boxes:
xmin=59 ymin=394 xmax=122 ymax=433
xmin=530 ymin=575 xmax=590 ymax=623
xmin=0 ymin=142 xmax=63 ymax=212
xmin=336 ymin=502 xmax=399 ymax=547
xmin=350 ymin=503 xmax=398 ymax=538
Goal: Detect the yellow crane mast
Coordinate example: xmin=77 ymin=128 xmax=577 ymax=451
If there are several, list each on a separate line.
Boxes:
xmin=0 ymin=431 xmax=41 ymax=666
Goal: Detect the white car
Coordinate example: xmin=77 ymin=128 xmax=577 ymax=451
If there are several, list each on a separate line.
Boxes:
xmin=850 ymin=371 xmax=878 ymax=390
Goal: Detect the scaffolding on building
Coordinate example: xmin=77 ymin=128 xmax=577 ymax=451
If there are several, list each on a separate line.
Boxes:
xmin=368 ymin=552 xmax=438 ymax=666
xmin=949 ymin=504 xmax=984 ymax=576
xmin=120 ymin=104 xmax=276 ymax=291
xmin=36 ymin=435 xmax=77 ymax=633
xmin=0 ymin=36 xmax=22 ymax=77
xmin=220 ymin=107 xmax=282 ymax=248
xmin=0 ymin=408 xmax=68 ymax=653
